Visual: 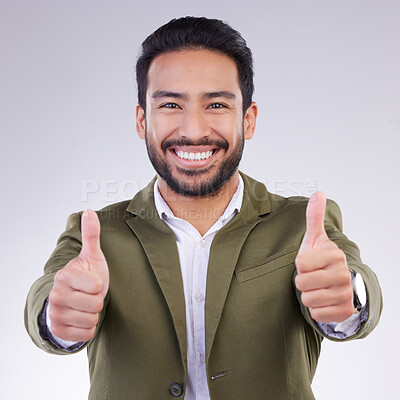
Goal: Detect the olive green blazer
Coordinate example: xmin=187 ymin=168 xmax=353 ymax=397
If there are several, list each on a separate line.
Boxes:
xmin=25 ymin=172 xmax=382 ymax=399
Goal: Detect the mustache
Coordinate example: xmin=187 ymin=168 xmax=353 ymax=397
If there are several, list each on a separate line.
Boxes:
xmin=161 ymin=137 xmax=229 ymax=152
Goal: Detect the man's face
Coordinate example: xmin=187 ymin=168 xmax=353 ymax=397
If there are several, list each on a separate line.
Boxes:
xmin=136 ymin=49 xmax=256 ymax=197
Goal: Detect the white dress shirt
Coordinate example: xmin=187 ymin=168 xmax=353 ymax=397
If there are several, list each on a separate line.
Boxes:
xmin=153 ymin=176 xmax=244 ymax=400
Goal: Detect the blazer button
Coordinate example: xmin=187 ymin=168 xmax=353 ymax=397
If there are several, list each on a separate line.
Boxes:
xmin=169 ymin=382 xmax=183 ymax=397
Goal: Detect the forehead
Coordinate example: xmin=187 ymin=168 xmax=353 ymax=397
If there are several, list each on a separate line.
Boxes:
xmin=146 ymin=49 xmax=241 ymax=96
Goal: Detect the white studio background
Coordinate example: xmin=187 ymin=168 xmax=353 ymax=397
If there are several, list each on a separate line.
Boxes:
xmin=1 ymin=0 xmax=398 ymax=398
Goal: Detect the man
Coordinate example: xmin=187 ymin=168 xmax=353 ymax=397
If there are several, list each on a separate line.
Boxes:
xmin=25 ymin=17 xmax=382 ymax=399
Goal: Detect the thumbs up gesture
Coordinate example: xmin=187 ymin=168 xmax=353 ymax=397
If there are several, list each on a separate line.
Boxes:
xmin=48 ymin=210 xmax=109 ymax=342
xmin=295 ymin=192 xmax=354 ymax=324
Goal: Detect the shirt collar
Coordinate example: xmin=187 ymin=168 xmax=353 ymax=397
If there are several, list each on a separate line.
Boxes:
xmin=154 ymin=174 xmax=244 ymax=222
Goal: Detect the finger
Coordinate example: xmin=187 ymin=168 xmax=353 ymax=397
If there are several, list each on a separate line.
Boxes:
xmin=50 ymin=324 xmax=97 ymax=342
xmin=309 ymin=303 xmax=355 ymax=324
xmin=68 ymin=292 xmax=104 ymax=313
xmin=299 ymin=191 xmax=328 ymax=252
xmin=50 ymin=290 xmax=104 ymax=314
xmin=81 ymin=209 xmax=103 ymax=262
xmin=295 ymin=270 xmax=335 ymax=291
xmin=295 ymin=246 xmax=342 ymax=273
xmin=301 ymin=286 xmax=353 ymax=309
xmin=54 ymin=266 xmax=104 ymax=294
xmin=49 ymin=307 xmax=99 ymax=330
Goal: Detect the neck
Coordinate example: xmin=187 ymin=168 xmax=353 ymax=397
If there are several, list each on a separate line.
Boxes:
xmin=157 ymin=173 xmax=240 ymax=236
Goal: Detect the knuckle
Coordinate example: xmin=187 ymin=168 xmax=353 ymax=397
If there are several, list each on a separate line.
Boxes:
xmin=93 ymin=296 xmax=104 ymax=313
xmin=338 ymin=269 xmax=351 ymax=285
xmin=49 ymin=291 xmax=62 ymax=306
xmin=55 ymin=265 xmax=75 ymax=285
xmin=294 ymin=274 xmax=303 ymax=290
xmin=338 ymin=306 xmax=353 ymax=321
xmin=91 ymin=313 xmax=100 ymax=327
xmin=301 ymin=292 xmax=312 ymax=307
xmin=92 ymin=276 xmax=103 ymax=293
xmin=343 ymin=287 xmax=354 ymax=302
xmin=84 ymin=312 xmax=98 ymax=328
xmin=295 ymin=253 xmax=303 ymax=264
xmin=309 ymin=308 xmax=319 ymax=321
xmin=51 ymin=324 xmax=66 ymax=339
xmin=84 ymin=327 xmax=96 ymax=342
xmin=295 ymin=254 xmax=306 ymax=271
xmin=344 ymin=303 xmax=354 ymax=316
xmin=334 ymin=249 xmax=346 ymax=263
xmin=54 ymin=269 xmax=66 ymax=284
xmin=345 ymin=303 xmax=355 ymax=317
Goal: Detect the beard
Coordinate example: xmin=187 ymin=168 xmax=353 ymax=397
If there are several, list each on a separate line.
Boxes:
xmin=145 ymin=129 xmax=245 ymax=198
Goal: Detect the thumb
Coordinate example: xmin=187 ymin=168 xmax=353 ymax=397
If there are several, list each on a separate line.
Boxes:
xmin=299 ymin=191 xmax=328 ymax=252
xmin=80 ymin=209 xmax=103 ymax=261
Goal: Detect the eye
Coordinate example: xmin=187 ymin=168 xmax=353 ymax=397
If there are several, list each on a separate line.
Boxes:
xmin=208 ymin=103 xmax=227 ymax=109
xmin=160 ymin=103 xmax=180 ymax=109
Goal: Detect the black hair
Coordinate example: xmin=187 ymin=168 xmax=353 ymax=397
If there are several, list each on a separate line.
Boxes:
xmin=136 ymin=16 xmax=254 ymax=114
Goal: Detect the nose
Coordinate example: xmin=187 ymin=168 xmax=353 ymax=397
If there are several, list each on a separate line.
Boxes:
xmin=179 ymin=107 xmax=210 ymax=141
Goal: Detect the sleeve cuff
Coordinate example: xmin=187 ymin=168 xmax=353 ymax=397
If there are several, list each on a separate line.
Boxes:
xmin=316 ymin=303 xmax=369 ymax=339
xmin=38 ymin=298 xmax=86 ymax=353
xmin=316 ymin=271 xmax=368 ymax=339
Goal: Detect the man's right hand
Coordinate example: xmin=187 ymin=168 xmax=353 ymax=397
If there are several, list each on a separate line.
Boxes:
xmin=48 ymin=209 xmax=109 ymax=342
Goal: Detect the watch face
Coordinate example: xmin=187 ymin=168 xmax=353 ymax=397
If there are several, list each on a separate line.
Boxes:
xmin=354 ymin=273 xmax=367 ymax=307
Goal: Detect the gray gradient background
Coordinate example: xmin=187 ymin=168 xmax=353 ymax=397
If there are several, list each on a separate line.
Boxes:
xmin=1 ymin=0 xmax=399 ymax=398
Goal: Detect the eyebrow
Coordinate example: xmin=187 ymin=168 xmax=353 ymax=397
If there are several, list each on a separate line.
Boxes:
xmin=151 ymin=90 xmax=236 ymax=101
xmin=201 ymin=91 xmax=236 ymax=100
xmin=151 ymin=90 xmax=188 ymax=100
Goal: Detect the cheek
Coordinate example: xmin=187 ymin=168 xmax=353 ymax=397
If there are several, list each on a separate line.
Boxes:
xmin=147 ymin=114 xmax=180 ymax=143
xmin=209 ymin=115 xmax=243 ymax=145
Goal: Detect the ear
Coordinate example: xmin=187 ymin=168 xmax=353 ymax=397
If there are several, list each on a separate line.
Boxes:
xmin=243 ymin=102 xmax=258 ymax=140
xmin=136 ymin=104 xmax=146 ymax=139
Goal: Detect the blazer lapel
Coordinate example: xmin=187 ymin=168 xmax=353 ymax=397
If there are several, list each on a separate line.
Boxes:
xmin=124 ymin=179 xmax=187 ymax=370
xmin=122 ymin=173 xmax=272 ymax=368
xmin=205 ymin=172 xmax=272 ymax=359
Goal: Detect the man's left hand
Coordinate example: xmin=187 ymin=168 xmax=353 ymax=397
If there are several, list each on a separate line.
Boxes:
xmin=295 ymin=191 xmax=354 ymax=324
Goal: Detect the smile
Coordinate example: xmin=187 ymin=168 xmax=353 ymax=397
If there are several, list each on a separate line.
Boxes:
xmin=174 ymin=150 xmax=215 ymax=161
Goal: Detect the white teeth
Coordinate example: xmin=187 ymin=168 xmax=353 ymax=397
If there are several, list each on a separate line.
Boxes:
xmin=175 ymin=150 xmax=213 ymax=161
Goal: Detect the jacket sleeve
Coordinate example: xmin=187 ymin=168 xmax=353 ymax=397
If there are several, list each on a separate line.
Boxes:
xmin=294 ymin=199 xmax=383 ymax=341
xmin=24 ymin=212 xmax=109 ymax=355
